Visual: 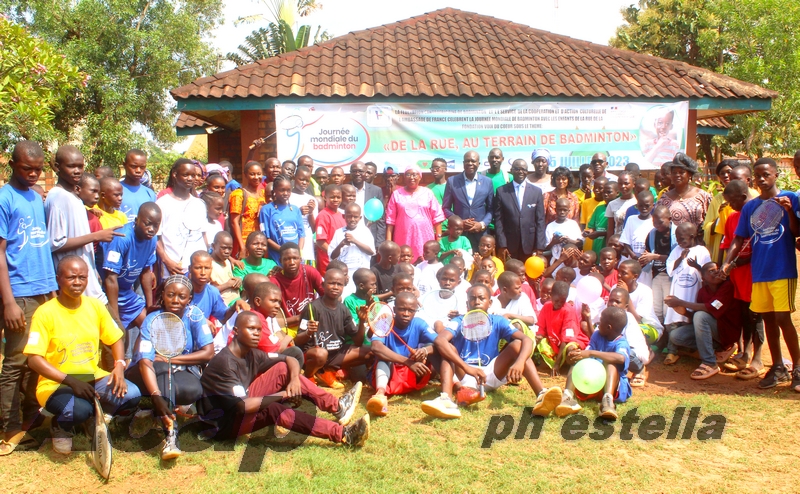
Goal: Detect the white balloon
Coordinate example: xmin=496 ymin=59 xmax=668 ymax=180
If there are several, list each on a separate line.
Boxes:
xmin=576 ymin=276 xmax=603 ymax=303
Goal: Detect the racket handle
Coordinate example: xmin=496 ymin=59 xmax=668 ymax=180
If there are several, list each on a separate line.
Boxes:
xmin=479 ymin=384 xmax=485 ymax=398
xmin=314 ymin=332 xmax=319 ymax=347
xmin=729 ymin=236 xmax=753 ymax=266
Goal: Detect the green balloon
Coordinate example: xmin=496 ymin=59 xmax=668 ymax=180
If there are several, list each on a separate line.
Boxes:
xmin=572 ymin=358 xmax=607 ymax=395
xmin=364 ymin=197 xmax=384 ymax=222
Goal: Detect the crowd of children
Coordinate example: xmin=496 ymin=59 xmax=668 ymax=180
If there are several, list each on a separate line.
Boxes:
xmin=2 ymin=141 xmax=800 ymax=463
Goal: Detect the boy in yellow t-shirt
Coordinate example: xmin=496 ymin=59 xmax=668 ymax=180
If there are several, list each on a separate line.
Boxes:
xmin=98 ymin=177 xmax=129 ymax=229
xmin=24 ymin=256 xmax=141 ymax=455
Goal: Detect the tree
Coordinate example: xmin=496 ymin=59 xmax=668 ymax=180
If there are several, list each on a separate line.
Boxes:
xmin=2 ymin=0 xmax=224 ymax=166
xmin=0 ymin=16 xmax=85 ymax=153
xmin=226 ymin=0 xmax=331 ymax=66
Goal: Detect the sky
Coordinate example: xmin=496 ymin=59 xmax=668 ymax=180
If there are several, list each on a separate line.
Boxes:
xmin=212 ymin=0 xmax=633 ymax=69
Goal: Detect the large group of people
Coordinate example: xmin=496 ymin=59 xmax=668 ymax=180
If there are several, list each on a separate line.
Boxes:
xmin=2 ymin=139 xmax=800 ymax=465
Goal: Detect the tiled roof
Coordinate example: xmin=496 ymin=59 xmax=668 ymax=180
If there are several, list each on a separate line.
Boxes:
xmin=697 ymin=117 xmax=732 ymax=129
xmin=171 ymin=8 xmax=776 ymax=102
xmin=176 ymin=112 xmax=213 ymax=129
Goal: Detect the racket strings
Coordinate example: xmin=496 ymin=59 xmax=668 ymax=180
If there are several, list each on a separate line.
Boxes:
xmin=368 ymin=304 xmax=394 ymax=338
xmin=462 ymin=312 xmax=492 ymax=342
xmin=151 ymin=316 xmax=186 ymax=357
xmin=751 ymin=201 xmax=784 ymax=233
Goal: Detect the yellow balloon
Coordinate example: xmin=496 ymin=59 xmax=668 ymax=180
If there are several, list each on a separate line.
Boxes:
xmin=525 ymin=256 xmax=545 ymax=279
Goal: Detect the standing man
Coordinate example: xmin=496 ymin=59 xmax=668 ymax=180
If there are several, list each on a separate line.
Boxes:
xmin=0 ymin=141 xmax=58 ymax=456
xmin=494 ymin=159 xmax=546 ymax=261
xmin=350 ymin=161 xmax=386 ymax=246
xmin=364 ymin=162 xmax=378 ymax=184
xmin=442 ymin=151 xmax=494 ymax=250
xmin=591 ymin=152 xmax=618 ymax=183
xmin=120 ymin=149 xmax=157 ymax=223
xmin=483 ymin=148 xmax=510 ymax=192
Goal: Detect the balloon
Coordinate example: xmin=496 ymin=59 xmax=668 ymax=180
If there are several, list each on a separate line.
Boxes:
xmin=525 ymin=256 xmax=545 ymax=279
xmin=576 ymin=276 xmax=603 ymax=303
xmin=364 ymin=198 xmax=384 ymax=222
xmin=572 ymin=358 xmax=607 ymax=395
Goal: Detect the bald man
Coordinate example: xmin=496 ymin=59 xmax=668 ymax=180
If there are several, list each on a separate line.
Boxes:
xmin=442 ymin=150 xmax=495 ymax=250
xmin=590 ymin=152 xmax=617 ymax=183
xmin=482 ymin=148 xmax=510 ymax=192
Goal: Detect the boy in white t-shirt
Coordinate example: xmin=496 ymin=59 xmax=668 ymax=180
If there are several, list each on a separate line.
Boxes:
xmin=664 ymin=223 xmax=711 ymax=327
xmin=605 ymin=171 xmax=637 ymax=238
xmin=289 ymin=165 xmax=318 ymax=265
xmin=329 ymin=203 xmax=375 ymax=295
xmin=545 ymin=198 xmax=583 ymax=264
xmin=210 ymin=231 xmax=241 ymax=306
xmin=416 ymin=240 xmax=443 ymax=295
xmin=491 ymin=272 xmax=537 ymax=329
xmin=620 ymin=191 xmax=654 ymax=262
xmin=608 ymin=287 xmax=652 ymax=388
xmin=618 ymin=259 xmax=663 ymax=345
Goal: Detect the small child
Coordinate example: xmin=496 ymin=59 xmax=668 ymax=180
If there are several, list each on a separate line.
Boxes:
xmin=555 ymin=266 xmax=577 ymax=303
xmin=536 ymin=278 xmax=556 ymax=313
xmin=417 ymin=240 xmax=443 ymax=295
xmin=468 ymin=235 xmax=504 ymax=280
xmin=470 ymin=269 xmax=495 ymax=292
xmin=607 ymin=234 xmax=624 ymax=262
xmin=329 ymin=203 xmax=375 ymax=295
xmin=542 ymin=243 xmax=580 ymax=279
xmin=480 ymin=257 xmax=498 ymax=279
xmin=620 ymin=191 xmax=654 ymax=261
xmin=201 ymin=191 xmax=225 ymax=248
xmin=545 ymin=198 xmax=583 ymax=265
xmin=664 ymin=223 xmax=711 ymax=327
xmin=617 ymin=259 xmax=663 ymax=345
xmin=340 ymin=184 xmax=357 ymax=211
xmin=261 ymin=175 xmax=305 ymax=264
xmin=639 ymin=205 xmax=676 ymax=318
xmin=395 ymin=261 xmax=419 ymax=291
xmin=581 ymin=177 xmax=607 ymax=251
xmin=438 ymin=215 xmax=472 ymax=265
xmin=98 ymin=177 xmax=128 ymax=229
xmin=605 ymin=171 xmax=636 ymax=238
xmin=607 ymin=287 xmax=652 ymax=388
xmin=504 ymin=259 xmax=536 ymax=309
xmin=289 ymin=165 xmax=318 ymax=266
xmin=210 ymin=231 xmax=242 ymax=306
xmin=491 ymin=272 xmax=536 ymax=328
xmin=556 ymin=306 xmax=632 ymax=421
xmin=233 ymin=231 xmax=278 ymax=280
xmin=621 ymin=177 xmax=654 ymax=223
xmin=536 ymin=281 xmax=588 ymax=376
xmin=584 ymin=180 xmax=614 ymax=257
xmin=574 ymin=250 xmax=597 ymax=286
xmin=372 ymin=241 xmax=400 ymax=302
xmin=399 ymin=244 xmax=416 ymax=264
xmin=343 ymin=268 xmax=380 ymax=344
xmin=315 ymin=184 xmax=346 ymax=275
xmin=598 ymin=247 xmax=619 ymax=297
xmin=77 ymin=174 xmax=103 ymax=258
xmin=189 ymin=251 xmax=243 ymax=328
xmin=328 ymin=259 xmax=351 ymax=299
xmin=451 ymin=256 xmax=473 ymax=299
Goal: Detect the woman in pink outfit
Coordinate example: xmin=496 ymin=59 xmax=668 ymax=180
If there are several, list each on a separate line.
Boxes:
xmin=386 ymin=165 xmax=445 ymax=262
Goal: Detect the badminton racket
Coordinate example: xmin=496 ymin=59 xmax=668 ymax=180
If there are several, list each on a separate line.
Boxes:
xmin=248 ymin=116 xmax=304 ymax=148
xmin=366 ymin=302 xmax=415 ymax=355
xmin=461 ymin=309 xmax=493 ymax=398
xmin=92 ymin=397 xmax=112 ymax=480
xmin=150 ymin=312 xmax=187 ymax=432
xmin=417 ymin=289 xmax=459 ymax=325
xmin=729 ymin=199 xmax=785 ymax=265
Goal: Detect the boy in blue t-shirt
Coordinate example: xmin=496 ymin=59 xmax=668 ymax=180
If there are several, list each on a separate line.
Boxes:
xmin=367 ymin=292 xmax=438 ymax=416
xmin=556 ymin=306 xmax=633 ymax=421
xmin=189 ymin=251 xmax=246 ymax=329
xmin=120 ymin=149 xmax=157 ymax=223
xmin=0 ymin=141 xmax=59 ymax=455
xmin=102 ymin=202 xmax=161 ymax=359
xmin=722 ymin=158 xmax=800 ymax=391
xmin=421 ymin=284 xmax=562 ymax=419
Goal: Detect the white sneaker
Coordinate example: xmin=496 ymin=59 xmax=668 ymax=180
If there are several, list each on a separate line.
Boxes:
xmin=420 ymin=393 xmax=461 ymax=419
xmin=50 ymin=422 xmax=73 ymax=455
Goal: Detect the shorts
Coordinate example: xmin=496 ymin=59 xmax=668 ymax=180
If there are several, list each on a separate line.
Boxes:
xmin=117 ymin=289 xmax=145 ymax=329
xmin=574 ymin=375 xmax=632 ymax=404
xmin=323 ymin=343 xmax=353 ymax=370
xmin=751 ymin=279 xmax=797 ymax=313
xmin=453 ymin=357 xmax=507 ymax=392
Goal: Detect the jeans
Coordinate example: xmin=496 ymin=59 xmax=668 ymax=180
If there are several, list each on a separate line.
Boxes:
xmin=651 ymin=272 xmax=671 ymax=324
xmin=668 ymin=311 xmax=720 ymax=366
xmin=44 ymin=376 xmax=141 ymax=432
xmin=629 ymin=351 xmax=645 ymax=374
xmin=0 ymin=295 xmax=47 ymax=433
xmin=125 ymin=361 xmax=203 ymax=408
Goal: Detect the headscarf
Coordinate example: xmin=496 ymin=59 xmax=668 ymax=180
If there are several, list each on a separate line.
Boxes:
xmin=531 ymin=149 xmax=551 ymax=164
xmin=405 ymin=164 xmax=423 ymax=176
xmin=164 ymin=274 xmax=193 ymax=293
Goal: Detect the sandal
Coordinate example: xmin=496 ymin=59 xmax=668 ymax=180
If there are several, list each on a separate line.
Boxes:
xmin=690 ymin=363 xmax=720 ymax=380
xmin=631 ymin=371 xmax=647 ymax=388
xmin=736 ymin=365 xmax=765 ymax=380
xmin=722 ymin=356 xmax=748 ymax=372
xmin=664 ymin=354 xmax=680 ymax=365
xmin=0 ymin=431 xmax=37 ymax=456
xmin=715 ymin=346 xmax=737 ymax=364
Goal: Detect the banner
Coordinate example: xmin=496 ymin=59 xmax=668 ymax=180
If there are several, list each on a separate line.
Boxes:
xmin=274 ymin=101 xmax=689 ymax=172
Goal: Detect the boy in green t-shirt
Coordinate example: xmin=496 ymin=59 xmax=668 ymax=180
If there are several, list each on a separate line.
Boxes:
xmin=343 ymin=268 xmax=379 ymax=345
xmin=233 ymin=231 xmax=278 ymax=279
xmin=438 ymin=215 xmax=472 ymax=265
xmin=584 ymin=182 xmax=617 ymax=257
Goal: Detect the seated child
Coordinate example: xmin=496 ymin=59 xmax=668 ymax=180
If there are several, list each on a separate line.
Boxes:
xmin=617 ymin=259 xmax=663 ymax=344
xmin=556 ymin=306 xmax=632 ymax=421
xmin=210 ymin=231 xmax=242 ymax=306
xmin=468 ymin=235 xmax=504 ymax=280
xmin=233 ymin=231 xmax=278 ymax=279
xmin=214 ymin=273 xmax=269 ymax=354
xmin=329 ymin=203 xmax=375 ymax=295
xmin=574 ymin=250 xmax=597 ymax=286
xmin=421 ymin=284 xmax=562 ymax=419
xmin=576 ymin=272 xmax=607 ymax=338
xmin=389 ymin=271 xmax=417 ymax=307
xmin=367 ymin=292 xmax=438 ymax=416
xmin=491 ymin=272 xmax=536 ymax=328
xmin=607 ymin=234 xmax=624 ymax=263
xmin=295 ymin=268 xmax=373 ymax=385
xmin=479 ymin=257 xmax=501 ymax=292
xmin=554 ymin=266 xmax=577 ymax=303
xmin=328 ymin=259 xmax=351 ymax=299
xmin=343 ymin=268 xmax=379 ymax=344
xmin=395 ymin=262 xmax=420 ymax=293
xmin=470 ymin=269 xmax=496 ymax=295
xmin=598 ymin=247 xmax=619 ymax=298
xmin=542 ymin=243 xmax=580 ymax=279
xmin=270 ymin=242 xmax=324 ymax=336
xmin=545 ymin=198 xmax=583 ymax=263
xmin=607 ymin=287 xmax=652 ymax=388
xmin=419 ymin=264 xmax=468 ymax=327
xmin=199 ymin=311 xmax=370 ymax=447
xmin=190 ymin=251 xmax=246 ymax=329
xmin=446 ymin=255 xmax=471 ymax=296
xmin=371 ymin=241 xmax=400 ymax=302
xmin=439 ymin=215 xmax=472 ymax=264
xmin=417 ymin=240 xmax=444 ymax=295
xmin=664 ymin=223 xmax=711 ymax=328
xmin=536 ymin=278 xmax=556 ymax=314
xmin=504 ymin=259 xmax=536 ymax=308
xmin=398 ymin=244 xmax=422 ymax=280
xmin=536 ymin=281 xmax=589 ymax=376
xmin=620 ymin=191 xmax=654 ymax=261
xmin=201 ymin=191 xmax=225 ymax=248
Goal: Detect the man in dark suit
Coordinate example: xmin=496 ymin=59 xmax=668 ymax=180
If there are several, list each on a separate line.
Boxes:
xmin=494 ymin=159 xmax=546 ymax=261
xmin=442 ymin=150 xmax=494 ymax=250
xmin=350 ymin=161 xmax=385 ymax=246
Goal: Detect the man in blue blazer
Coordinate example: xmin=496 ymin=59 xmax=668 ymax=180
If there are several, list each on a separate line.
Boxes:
xmin=442 ymin=151 xmax=494 ymax=250
xmin=494 ymin=159 xmax=547 ymax=261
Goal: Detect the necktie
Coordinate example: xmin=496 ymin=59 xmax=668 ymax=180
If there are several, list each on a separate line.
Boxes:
xmin=517 ymin=183 xmax=524 ymax=208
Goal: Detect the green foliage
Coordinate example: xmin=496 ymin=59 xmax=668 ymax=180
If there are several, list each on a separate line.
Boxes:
xmin=0 ymin=16 xmax=85 ymax=152
xmin=2 ymin=0 xmax=224 ymax=167
xmin=144 ymin=141 xmax=184 ymax=187
xmin=610 ymin=0 xmax=800 ymax=158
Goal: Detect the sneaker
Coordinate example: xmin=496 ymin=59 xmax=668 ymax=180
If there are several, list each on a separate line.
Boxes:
xmin=532 ymin=387 xmax=562 ymax=417
xmin=50 ymin=422 xmax=72 ymax=455
xmin=316 ymin=370 xmax=344 ymax=389
xmin=599 ymin=393 xmax=618 ymax=421
xmin=160 ymin=428 xmax=182 ymax=461
xmin=555 ymin=391 xmax=582 ymax=418
xmin=758 ymin=364 xmax=790 ymax=389
xmin=792 ymin=367 xmax=800 ymax=393
xmin=343 ymin=414 xmax=370 ymax=447
xmin=455 ymin=386 xmax=484 ymax=407
xmin=420 ymin=393 xmax=461 ymax=419
xmin=366 ymin=394 xmax=388 ymax=416
xmin=333 ymin=381 xmax=362 ymax=426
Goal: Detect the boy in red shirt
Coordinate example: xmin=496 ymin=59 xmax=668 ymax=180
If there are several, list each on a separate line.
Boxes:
xmin=536 ymin=281 xmax=589 ymax=376
xmin=598 ymin=247 xmax=619 ymax=298
xmin=315 ymin=184 xmax=346 ymax=275
xmin=269 ymin=243 xmax=324 ymax=337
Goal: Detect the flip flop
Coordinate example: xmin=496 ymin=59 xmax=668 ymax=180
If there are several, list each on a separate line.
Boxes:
xmin=631 ymin=371 xmax=647 ymax=388
xmin=722 ymin=356 xmax=748 ymax=372
xmin=690 ymin=364 xmax=720 ymax=380
xmin=0 ymin=431 xmax=38 ymax=456
xmin=664 ymin=354 xmax=680 ymax=365
xmin=715 ymin=346 xmax=737 ymax=364
xmin=736 ymin=366 xmax=766 ymax=380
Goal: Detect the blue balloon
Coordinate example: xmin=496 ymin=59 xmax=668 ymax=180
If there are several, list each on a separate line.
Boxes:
xmin=364 ymin=197 xmax=384 ymax=222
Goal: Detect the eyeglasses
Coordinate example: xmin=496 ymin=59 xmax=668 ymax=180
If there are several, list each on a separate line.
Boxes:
xmin=591 ymin=160 xmax=606 ymax=165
